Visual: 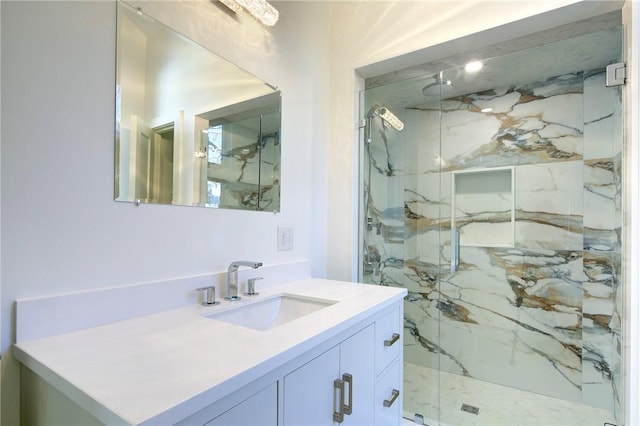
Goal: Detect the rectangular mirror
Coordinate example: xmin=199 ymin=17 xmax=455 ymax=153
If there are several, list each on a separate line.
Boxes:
xmin=115 ymin=1 xmax=281 ymax=211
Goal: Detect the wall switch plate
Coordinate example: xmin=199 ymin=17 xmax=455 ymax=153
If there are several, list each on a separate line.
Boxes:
xmin=277 ymin=227 xmax=294 ymax=251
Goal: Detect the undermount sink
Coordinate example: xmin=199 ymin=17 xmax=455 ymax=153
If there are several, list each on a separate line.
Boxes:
xmin=205 ymin=294 xmax=336 ymax=331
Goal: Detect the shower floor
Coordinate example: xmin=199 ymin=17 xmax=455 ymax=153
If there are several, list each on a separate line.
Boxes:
xmin=402 ymin=362 xmax=616 ymax=426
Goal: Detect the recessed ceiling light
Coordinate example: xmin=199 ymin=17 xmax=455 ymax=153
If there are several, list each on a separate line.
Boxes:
xmin=465 ymin=61 xmax=483 ymax=73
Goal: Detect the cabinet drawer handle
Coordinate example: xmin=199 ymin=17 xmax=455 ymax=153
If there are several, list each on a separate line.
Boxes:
xmin=333 ymin=379 xmax=345 ymax=423
xmin=384 ymin=333 xmax=400 ymax=347
xmin=383 ymin=389 xmax=400 ymax=408
xmin=342 ymin=373 xmax=353 ymax=415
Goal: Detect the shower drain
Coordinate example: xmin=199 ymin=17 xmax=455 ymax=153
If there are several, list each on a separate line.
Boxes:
xmin=460 ymin=403 xmax=480 ymax=415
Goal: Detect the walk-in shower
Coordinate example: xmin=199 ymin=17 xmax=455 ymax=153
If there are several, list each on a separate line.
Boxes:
xmin=359 ymin=13 xmax=625 ymax=426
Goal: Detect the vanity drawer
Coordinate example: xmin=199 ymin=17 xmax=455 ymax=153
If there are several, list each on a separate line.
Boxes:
xmin=375 ymin=359 xmax=402 ymax=426
xmin=375 ymin=304 xmax=402 ymax=375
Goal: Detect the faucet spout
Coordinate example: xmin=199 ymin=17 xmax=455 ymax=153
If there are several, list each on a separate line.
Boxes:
xmin=225 ymin=260 xmax=263 ymax=301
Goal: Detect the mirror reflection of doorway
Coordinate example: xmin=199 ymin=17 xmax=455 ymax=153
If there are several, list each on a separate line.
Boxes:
xmin=147 ymin=123 xmax=174 ymax=204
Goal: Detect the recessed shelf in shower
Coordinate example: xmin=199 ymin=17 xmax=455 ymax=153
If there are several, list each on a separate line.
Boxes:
xmin=451 ymin=166 xmax=515 ymax=247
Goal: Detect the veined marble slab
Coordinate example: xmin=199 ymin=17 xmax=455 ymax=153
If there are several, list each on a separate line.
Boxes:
xmin=403 ymin=362 xmax=616 ymax=426
xmin=362 ymin=68 xmax=622 ymax=415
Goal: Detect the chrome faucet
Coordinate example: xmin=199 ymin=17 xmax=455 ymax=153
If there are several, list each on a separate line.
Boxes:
xmin=225 ymin=260 xmax=263 ymax=301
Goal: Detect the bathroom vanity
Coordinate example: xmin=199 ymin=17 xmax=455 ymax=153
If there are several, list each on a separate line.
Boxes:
xmin=14 ymin=278 xmax=406 ymax=425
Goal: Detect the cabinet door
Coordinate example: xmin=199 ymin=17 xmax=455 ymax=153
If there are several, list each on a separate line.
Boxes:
xmin=283 ymin=325 xmax=376 ymax=426
xmin=205 ymin=382 xmax=277 ymax=426
xmin=340 ymin=324 xmax=375 ymax=426
xmin=283 ymin=346 xmax=340 ymax=425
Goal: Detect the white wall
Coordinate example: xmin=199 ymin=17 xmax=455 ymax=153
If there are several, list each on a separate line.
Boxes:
xmin=0 ymin=1 xmax=330 ymax=423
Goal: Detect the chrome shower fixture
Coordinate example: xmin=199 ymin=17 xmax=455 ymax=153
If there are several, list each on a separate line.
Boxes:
xmin=368 ymin=105 xmax=405 ymax=131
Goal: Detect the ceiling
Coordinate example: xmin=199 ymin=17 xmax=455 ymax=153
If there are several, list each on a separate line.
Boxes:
xmin=364 ymin=19 xmax=622 ymax=111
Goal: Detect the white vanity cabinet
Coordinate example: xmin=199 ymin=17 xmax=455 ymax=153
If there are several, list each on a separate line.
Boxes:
xmin=282 ymin=302 xmax=403 ymax=426
xmin=204 ymin=382 xmax=278 ymax=426
xmin=14 ymin=279 xmax=407 ymax=426
xmin=374 ymin=304 xmax=403 ymax=426
xmin=375 ymin=358 xmax=402 ymax=425
xmin=171 ymin=379 xmax=279 ymax=426
xmin=283 ymin=324 xmax=375 ymax=425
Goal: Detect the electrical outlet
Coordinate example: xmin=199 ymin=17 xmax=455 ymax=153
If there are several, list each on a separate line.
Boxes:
xmin=277 ymin=227 xmax=294 ymax=251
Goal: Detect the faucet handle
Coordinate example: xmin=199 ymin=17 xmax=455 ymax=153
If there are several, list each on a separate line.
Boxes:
xmin=196 ymin=285 xmax=220 ymax=306
xmin=244 ymin=277 xmax=263 ymax=296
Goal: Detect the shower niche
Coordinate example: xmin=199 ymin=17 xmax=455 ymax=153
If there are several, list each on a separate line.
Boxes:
xmin=451 ymin=167 xmax=515 ymax=247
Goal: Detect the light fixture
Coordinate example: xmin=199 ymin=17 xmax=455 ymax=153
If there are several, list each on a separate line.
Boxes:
xmin=219 ymin=0 xmax=242 ymax=13
xmin=219 ymin=0 xmax=279 ymax=26
xmin=481 ymin=107 xmax=493 ymax=113
xmin=465 ymin=61 xmax=483 ymax=73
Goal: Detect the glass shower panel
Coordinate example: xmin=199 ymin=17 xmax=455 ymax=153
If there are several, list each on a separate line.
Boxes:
xmin=435 ymin=29 xmax=623 ymax=424
xmin=359 ymin=24 xmax=623 ymax=426
xmin=359 ymin=75 xmax=443 ymax=424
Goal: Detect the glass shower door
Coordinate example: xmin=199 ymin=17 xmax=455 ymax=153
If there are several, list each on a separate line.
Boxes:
xmin=359 ymin=75 xmax=445 ymax=424
xmin=433 ymin=36 xmax=623 ymax=424
xmin=359 ymin=23 xmax=623 ymax=426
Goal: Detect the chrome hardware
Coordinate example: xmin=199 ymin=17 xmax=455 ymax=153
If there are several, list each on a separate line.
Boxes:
xmin=606 ymin=62 xmax=626 ymax=87
xmin=461 ymin=403 xmax=480 ymax=415
xmin=367 ymin=217 xmax=382 ymax=235
xmin=225 ymin=260 xmax=262 ymax=301
xmin=196 ymin=286 xmax=219 ymax=306
xmin=195 ymin=146 xmax=207 ymax=159
xmin=383 ymin=389 xmax=400 ymax=408
xmin=333 ymin=378 xmax=345 ymax=423
xmin=343 ymin=373 xmax=353 ymax=415
xmin=244 ymin=277 xmax=263 ymax=296
xmin=384 ymin=333 xmax=400 ymax=347
xmin=450 ymin=227 xmax=460 ymax=273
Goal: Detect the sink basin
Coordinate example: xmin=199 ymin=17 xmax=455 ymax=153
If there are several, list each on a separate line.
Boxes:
xmin=205 ymin=294 xmax=336 ymax=331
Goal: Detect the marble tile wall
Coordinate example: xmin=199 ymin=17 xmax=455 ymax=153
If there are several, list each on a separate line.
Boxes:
xmin=207 ymin=123 xmax=280 ymax=210
xmin=363 ymin=69 xmax=622 ymax=417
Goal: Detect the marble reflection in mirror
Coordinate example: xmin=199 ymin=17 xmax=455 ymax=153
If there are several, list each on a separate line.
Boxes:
xmin=115 ymin=1 xmax=281 ymax=211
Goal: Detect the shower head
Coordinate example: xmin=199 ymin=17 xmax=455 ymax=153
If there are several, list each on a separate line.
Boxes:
xmin=421 ymin=74 xmax=453 ymax=97
xmin=366 ymin=105 xmax=404 ymax=131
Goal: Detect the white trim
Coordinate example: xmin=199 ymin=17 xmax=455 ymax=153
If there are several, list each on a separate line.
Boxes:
xmin=624 ymin=1 xmax=639 ymax=424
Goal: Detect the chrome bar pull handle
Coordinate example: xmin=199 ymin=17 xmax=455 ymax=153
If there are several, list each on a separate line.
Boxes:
xmin=333 ymin=379 xmax=345 ymax=423
xmin=383 ymin=389 xmax=400 ymax=408
xmin=342 ymin=373 xmax=353 ymax=415
xmin=384 ymin=333 xmax=400 ymax=347
xmin=450 ymin=227 xmax=460 ymax=273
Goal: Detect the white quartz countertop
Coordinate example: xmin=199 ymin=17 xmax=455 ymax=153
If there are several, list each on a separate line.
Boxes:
xmin=14 ymin=278 xmax=406 ymax=425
